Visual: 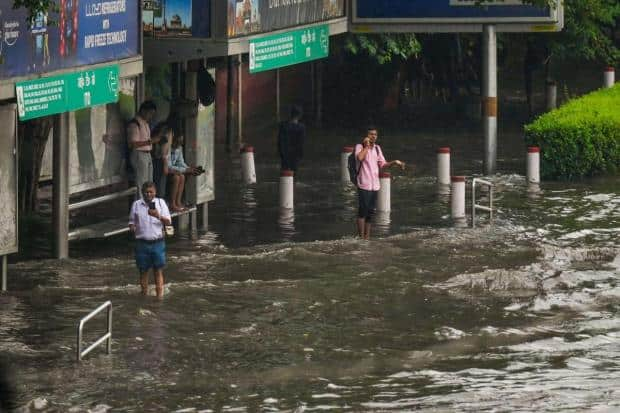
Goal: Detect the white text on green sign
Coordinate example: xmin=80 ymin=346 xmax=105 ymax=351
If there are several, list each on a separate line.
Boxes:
xmin=250 ymin=25 xmax=329 ymax=73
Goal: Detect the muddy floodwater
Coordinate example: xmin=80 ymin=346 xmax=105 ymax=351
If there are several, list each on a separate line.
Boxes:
xmin=1 ymin=124 xmax=619 ymax=412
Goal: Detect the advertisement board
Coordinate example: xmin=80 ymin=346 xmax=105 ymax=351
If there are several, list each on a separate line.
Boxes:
xmin=352 ymin=0 xmax=559 ymax=24
xmin=227 ymin=0 xmax=344 ymax=37
xmin=142 ymin=0 xmax=211 ymax=38
xmin=0 ymin=0 xmax=139 ymax=79
xmin=0 ymin=104 xmax=18 ymax=256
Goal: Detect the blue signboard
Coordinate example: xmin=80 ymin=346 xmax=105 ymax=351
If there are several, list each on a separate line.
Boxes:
xmin=0 ymin=0 xmax=139 ymax=79
xmin=353 ymin=0 xmax=557 ymax=23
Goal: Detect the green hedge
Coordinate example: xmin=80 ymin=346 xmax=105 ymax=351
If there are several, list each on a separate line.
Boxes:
xmin=524 ymin=84 xmax=620 ymax=179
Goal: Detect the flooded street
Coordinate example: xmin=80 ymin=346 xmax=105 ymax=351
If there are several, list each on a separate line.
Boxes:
xmin=2 ymin=122 xmax=619 ymax=412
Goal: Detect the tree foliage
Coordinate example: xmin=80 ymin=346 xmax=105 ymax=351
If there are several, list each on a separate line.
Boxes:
xmin=12 ymin=0 xmax=58 ymax=25
xmin=344 ymin=34 xmax=421 ymax=64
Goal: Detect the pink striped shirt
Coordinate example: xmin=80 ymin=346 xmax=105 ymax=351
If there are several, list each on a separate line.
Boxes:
xmin=355 ymin=143 xmax=386 ymax=191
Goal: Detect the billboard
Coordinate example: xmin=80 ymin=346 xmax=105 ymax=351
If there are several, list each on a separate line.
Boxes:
xmin=352 ymin=0 xmax=559 ymax=24
xmin=0 ymin=0 xmax=139 ymax=79
xmin=142 ymin=0 xmax=211 ymax=38
xmin=227 ymin=0 xmax=344 ymax=38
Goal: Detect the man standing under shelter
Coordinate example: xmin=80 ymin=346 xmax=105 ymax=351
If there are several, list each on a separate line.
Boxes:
xmin=127 ymin=101 xmax=158 ymax=197
xmin=355 ymin=126 xmax=405 ymax=240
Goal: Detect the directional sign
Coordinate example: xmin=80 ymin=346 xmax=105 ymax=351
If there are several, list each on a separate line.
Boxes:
xmin=249 ymin=25 xmax=329 ymax=74
xmin=16 ymin=65 xmax=119 ymax=120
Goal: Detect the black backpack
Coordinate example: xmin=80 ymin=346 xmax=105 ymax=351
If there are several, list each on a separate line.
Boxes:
xmin=348 ymin=145 xmax=378 ymax=186
xmin=347 ymin=151 xmax=360 ymax=186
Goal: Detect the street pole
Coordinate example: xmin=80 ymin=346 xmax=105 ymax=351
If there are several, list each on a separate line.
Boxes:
xmin=276 ymin=68 xmax=281 ymax=123
xmin=482 ymin=25 xmax=497 ymax=175
xmin=53 ymin=112 xmax=69 ymax=259
xmin=237 ymin=54 xmax=243 ymax=149
xmin=226 ymin=55 xmax=236 ymax=152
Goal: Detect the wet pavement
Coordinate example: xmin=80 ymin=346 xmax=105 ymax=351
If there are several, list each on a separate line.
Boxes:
xmin=1 ymin=121 xmax=619 ymax=412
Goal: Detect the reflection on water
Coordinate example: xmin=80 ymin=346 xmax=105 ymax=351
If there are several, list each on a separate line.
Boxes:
xmin=1 ymin=127 xmax=619 ymax=412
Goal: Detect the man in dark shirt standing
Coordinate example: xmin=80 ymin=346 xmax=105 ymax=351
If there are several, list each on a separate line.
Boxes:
xmin=277 ymin=105 xmax=306 ymax=172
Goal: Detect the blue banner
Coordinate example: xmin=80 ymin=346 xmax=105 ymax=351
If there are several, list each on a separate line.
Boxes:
xmin=355 ymin=0 xmax=551 ymax=21
xmin=0 ymin=0 xmax=139 ymax=79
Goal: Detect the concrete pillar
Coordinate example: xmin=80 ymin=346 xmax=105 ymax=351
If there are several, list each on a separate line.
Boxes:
xmin=341 ymin=146 xmax=354 ymax=184
xmin=1 ymin=255 xmax=6 ymax=292
xmin=53 ymin=113 xmax=69 ymax=259
xmin=545 ymin=80 xmax=557 ymax=111
xmin=451 ymin=176 xmax=466 ymax=222
xmin=482 ymin=25 xmax=497 ymax=176
xmin=604 ymin=67 xmax=615 ymax=88
xmin=200 ymin=202 xmax=208 ymax=231
xmin=526 ymin=145 xmax=540 ymax=184
xmin=437 ymin=147 xmax=451 ymax=186
xmin=177 ymin=213 xmax=190 ymax=233
xmin=377 ymin=172 xmax=391 ymax=212
xmin=279 ymin=170 xmax=294 ymax=209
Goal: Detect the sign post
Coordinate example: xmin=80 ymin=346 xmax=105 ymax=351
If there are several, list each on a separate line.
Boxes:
xmin=16 ymin=64 xmax=120 ymax=120
xmin=249 ymin=25 xmax=329 ymax=74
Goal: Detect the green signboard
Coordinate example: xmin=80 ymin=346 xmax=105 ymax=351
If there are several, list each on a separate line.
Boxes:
xmin=249 ymin=25 xmax=329 ymax=73
xmin=16 ymin=65 xmax=120 ymax=120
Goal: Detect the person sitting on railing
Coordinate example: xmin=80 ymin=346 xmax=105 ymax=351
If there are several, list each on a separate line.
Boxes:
xmin=129 ymin=181 xmax=172 ymax=299
xmin=167 ymin=134 xmax=201 ymax=212
xmin=150 ymin=123 xmax=172 ymax=199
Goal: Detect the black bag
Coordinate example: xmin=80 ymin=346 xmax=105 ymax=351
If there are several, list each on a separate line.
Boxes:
xmin=347 ymin=151 xmax=360 ymax=186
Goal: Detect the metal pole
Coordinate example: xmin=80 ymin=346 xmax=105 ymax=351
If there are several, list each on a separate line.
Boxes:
xmin=315 ymin=61 xmax=323 ymax=128
xmin=53 ymin=113 xmax=69 ymax=259
xmin=276 ymin=68 xmax=281 ymax=123
xmin=482 ymin=25 xmax=497 ymax=175
xmin=237 ymin=54 xmax=243 ymax=148
xmin=107 ymin=305 xmax=112 ymax=355
xmin=226 ymin=56 xmax=236 ymax=152
xmin=1 ymin=255 xmax=7 ymax=292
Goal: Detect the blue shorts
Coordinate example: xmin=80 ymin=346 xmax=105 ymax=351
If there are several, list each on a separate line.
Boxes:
xmin=135 ymin=239 xmax=166 ymax=272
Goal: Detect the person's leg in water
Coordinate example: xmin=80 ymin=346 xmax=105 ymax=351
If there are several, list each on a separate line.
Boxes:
xmin=363 ymin=217 xmax=372 ymax=240
xmin=140 ymin=271 xmax=150 ymax=295
xmin=154 ymin=269 xmax=165 ymax=298
xmin=357 ymin=217 xmax=366 ymax=238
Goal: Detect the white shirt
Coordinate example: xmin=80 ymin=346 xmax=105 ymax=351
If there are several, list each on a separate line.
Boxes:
xmin=129 ymin=198 xmax=171 ymax=241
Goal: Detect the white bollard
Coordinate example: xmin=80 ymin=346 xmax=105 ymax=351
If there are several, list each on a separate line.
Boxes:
xmin=604 ymin=67 xmax=615 ymax=88
xmin=341 ymin=146 xmax=354 ymax=183
xmin=437 ymin=147 xmax=451 ymax=186
xmin=279 ymin=169 xmax=294 ymax=209
xmin=546 ymin=80 xmax=557 ymax=111
xmin=451 ymin=176 xmax=466 ymax=221
xmin=377 ymin=172 xmax=391 ymax=212
xmin=526 ymin=145 xmax=540 ymax=184
xmin=240 ymin=145 xmax=256 ymax=184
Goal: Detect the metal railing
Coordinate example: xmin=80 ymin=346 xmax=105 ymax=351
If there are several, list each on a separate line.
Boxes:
xmin=471 ymin=178 xmax=493 ymax=228
xmin=69 ymin=187 xmax=136 ymax=211
xmin=77 ymin=301 xmax=112 ymax=361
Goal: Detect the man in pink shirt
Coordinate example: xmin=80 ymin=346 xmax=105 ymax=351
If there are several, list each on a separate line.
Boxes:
xmin=355 ymin=127 xmax=405 ymax=240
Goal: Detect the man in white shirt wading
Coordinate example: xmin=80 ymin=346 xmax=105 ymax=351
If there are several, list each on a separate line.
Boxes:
xmin=129 ymin=181 xmax=172 ymax=298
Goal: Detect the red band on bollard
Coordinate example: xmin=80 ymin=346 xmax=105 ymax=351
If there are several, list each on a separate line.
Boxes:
xmin=527 ymin=146 xmax=540 ymax=153
xmin=280 ymin=169 xmax=294 ymax=177
xmin=451 ymin=176 xmax=465 ymax=183
xmin=379 ymin=172 xmax=391 ymax=178
xmin=343 ymin=146 xmax=354 ymax=153
xmin=437 ymin=147 xmax=451 ymax=154
xmin=240 ymin=145 xmax=254 ymax=153
xmin=605 ymin=66 xmax=615 ymax=72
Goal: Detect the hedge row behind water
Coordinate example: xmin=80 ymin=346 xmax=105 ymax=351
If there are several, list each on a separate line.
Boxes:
xmin=524 ymin=84 xmax=620 ymax=179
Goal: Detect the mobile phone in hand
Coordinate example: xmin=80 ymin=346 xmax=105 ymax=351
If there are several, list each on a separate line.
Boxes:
xmin=148 ymin=201 xmax=156 ymax=210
